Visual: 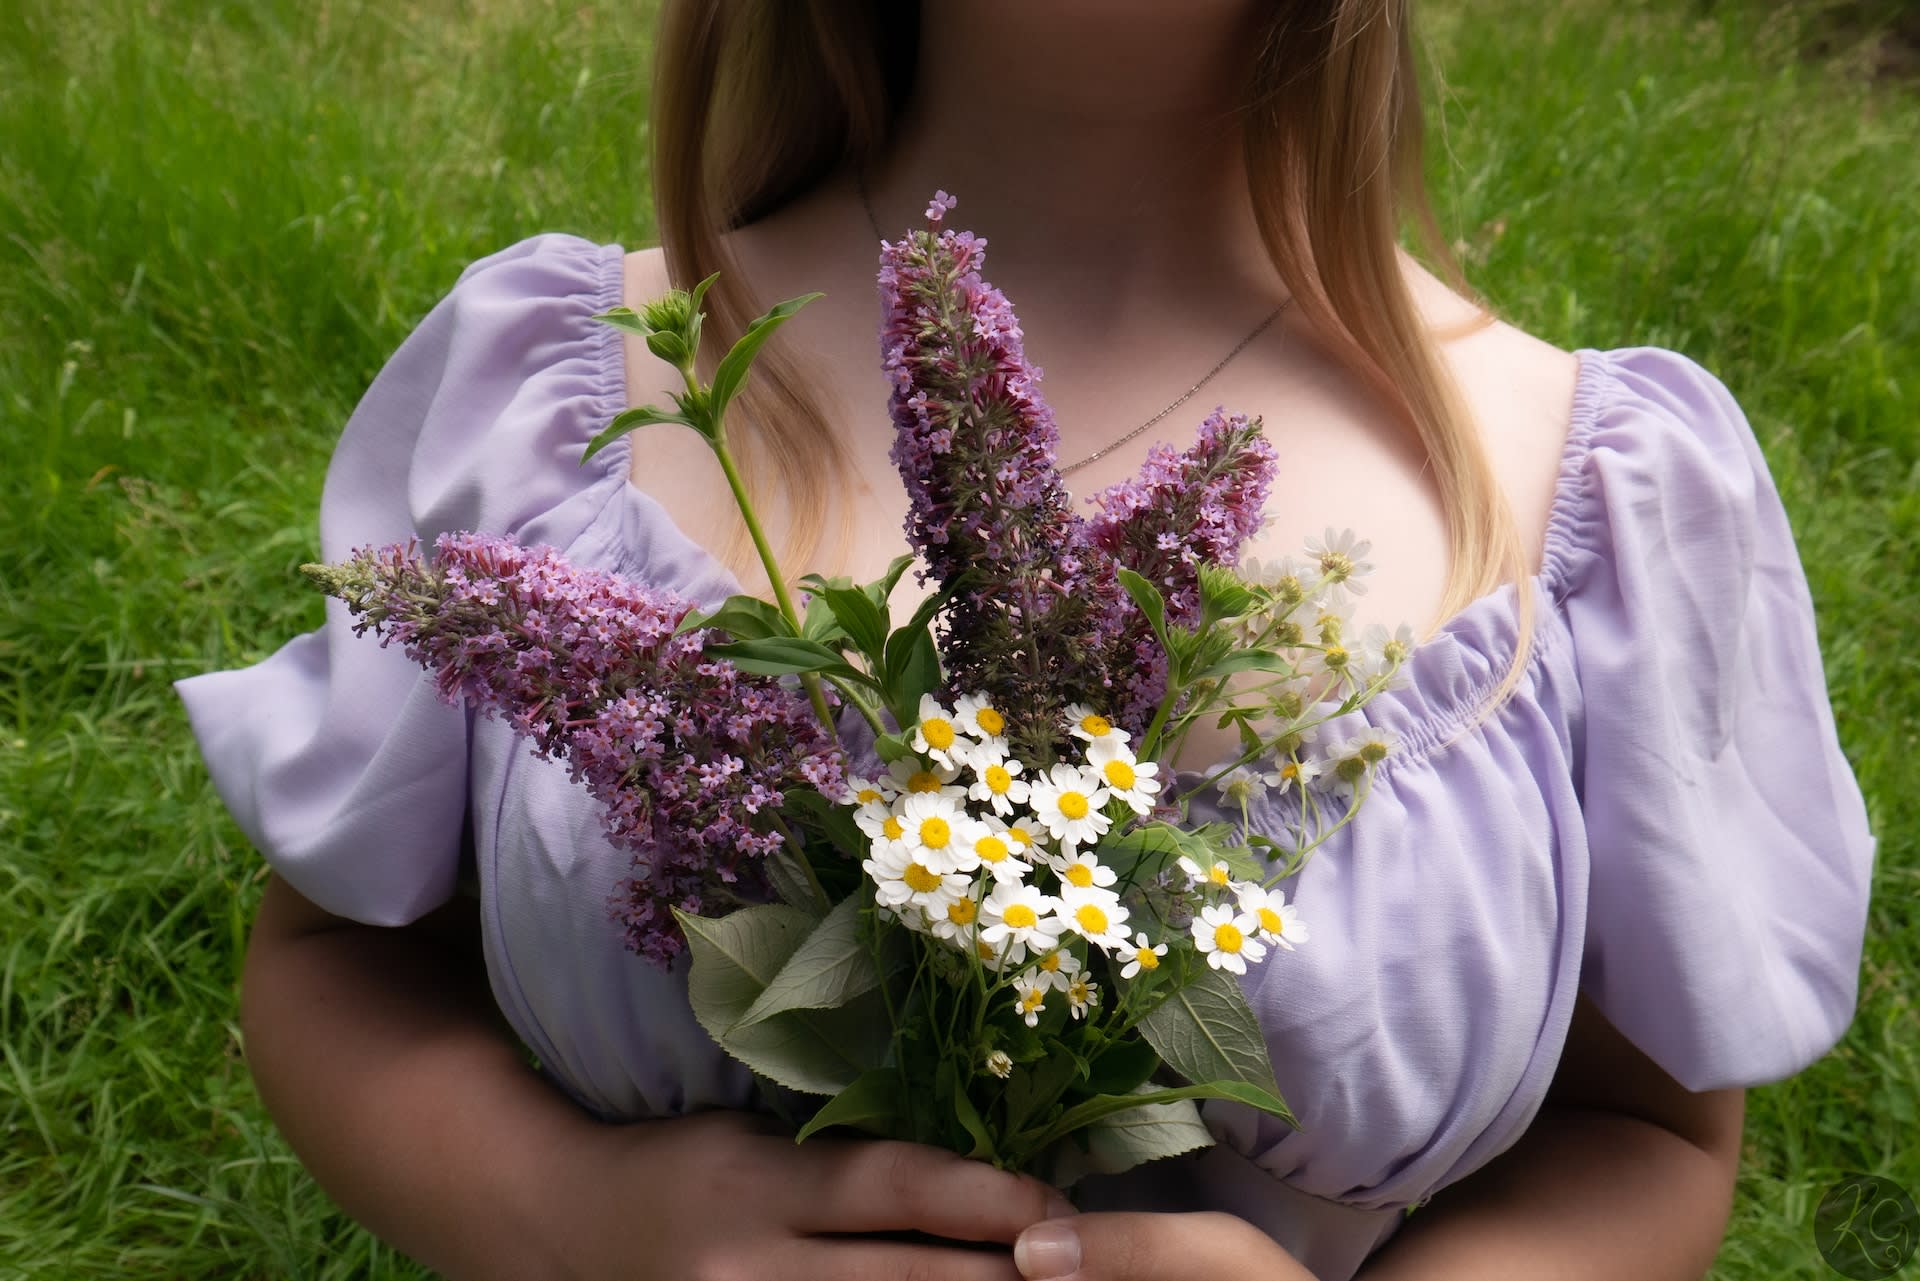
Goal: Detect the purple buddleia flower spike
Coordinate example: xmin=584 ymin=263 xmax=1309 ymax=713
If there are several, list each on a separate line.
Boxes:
xmin=306 ymin=533 xmax=845 ymax=967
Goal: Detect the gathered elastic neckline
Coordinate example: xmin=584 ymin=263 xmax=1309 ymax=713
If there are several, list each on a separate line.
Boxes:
xmin=580 ymin=240 xmax=1619 ymax=791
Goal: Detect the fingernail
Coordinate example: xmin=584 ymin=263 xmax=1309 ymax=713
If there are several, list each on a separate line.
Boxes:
xmin=1015 ymin=1220 xmax=1080 ymax=1279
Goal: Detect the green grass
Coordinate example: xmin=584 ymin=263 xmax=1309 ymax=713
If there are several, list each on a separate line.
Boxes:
xmin=1 ymin=0 xmax=1914 ymax=1276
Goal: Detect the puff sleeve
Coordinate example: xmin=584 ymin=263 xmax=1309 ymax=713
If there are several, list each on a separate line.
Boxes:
xmin=1562 ymin=347 xmax=1877 ymax=1092
xmin=175 ymin=233 xmax=627 ymax=926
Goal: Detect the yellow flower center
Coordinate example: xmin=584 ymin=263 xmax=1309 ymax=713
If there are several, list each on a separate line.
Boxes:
xmin=1058 ymin=791 xmax=1090 ymax=820
xmin=1208 ymin=864 xmax=1231 ymax=886
xmin=855 ymin=787 xmax=883 ymax=804
xmin=1078 ymin=714 xmax=1112 ymax=737
xmin=903 ymin=862 xmax=943 ymax=893
xmin=882 ymin=816 xmax=904 ymax=841
xmin=1278 ymin=762 xmax=1301 ymax=782
xmin=1068 ymin=979 xmax=1091 ymax=1003
xmin=918 ymin=816 xmax=951 ymax=849
xmin=1038 ymin=951 xmax=1063 ymax=972
xmin=1074 ymin=904 xmax=1111 ymax=935
xmin=975 ymin=836 xmax=1010 ymax=864
xmin=1003 ymin=903 xmax=1038 ymax=929
xmin=946 ymin=898 xmax=978 ymax=925
xmin=1102 ymin=760 xmax=1136 ymax=789
xmin=1213 ymin=922 xmax=1246 ymax=953
xmin=984 ymin=765 xmax=1013 ymax=794
xmin=1257 ymin=906 xmax=1284 ymax=934
xmin=1323 ymin=644 xmax=1349 ymax=671
xmin=975 ymin=707 xmax=1005 ymax=735
xmin=1064 ymin=863 xmax=1095 ymax=888
xmin=922 ymin=717 xmax=956 ymax=750
xmin=1359 ymin=739 xmax=1390 ymax=765
xmin=1008 ymin=826 xmax=1034 ymax=848
xmin=1020 ymin=989 xmax=1045 ymax=1012
xmin=1135 ymin=947 xmax=1161 ymax=971
xmin=907 ymin=770 xmax=943 ymax=793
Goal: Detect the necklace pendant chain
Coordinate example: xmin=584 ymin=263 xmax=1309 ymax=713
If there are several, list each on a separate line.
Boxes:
xmin=857 ymin=170 xmax=1290 ymax=477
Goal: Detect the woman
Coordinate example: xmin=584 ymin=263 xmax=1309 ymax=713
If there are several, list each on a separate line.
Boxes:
xmin=178 ymin=3 xmax=1876 ymax=1279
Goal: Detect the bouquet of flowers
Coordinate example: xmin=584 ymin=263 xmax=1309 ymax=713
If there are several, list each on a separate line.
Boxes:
xmin=307 ymin=193 xmax=1411 ymax=1184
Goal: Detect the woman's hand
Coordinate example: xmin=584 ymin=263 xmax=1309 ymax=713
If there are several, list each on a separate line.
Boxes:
xmin=552 ymin=1109 xmax=1076 ymax=1281
xmin=1012 ymin=1210 xmax=1319 ymax=1281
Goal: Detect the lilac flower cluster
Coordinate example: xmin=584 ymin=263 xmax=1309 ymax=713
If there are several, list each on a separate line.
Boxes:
xmin=308 ymin=533 xmax=844 ymax=966
xmin=879 ymin=193 xmax=1107 ymax=758
xmin=1082 ymin=409 xmax=1278 ymax=726
xmin=877 ymin=194 xmax=1278 ymax=748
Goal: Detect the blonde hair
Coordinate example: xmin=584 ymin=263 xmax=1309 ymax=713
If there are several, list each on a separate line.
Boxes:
xmin=650 ymin=0 xmax=1539 ymax=718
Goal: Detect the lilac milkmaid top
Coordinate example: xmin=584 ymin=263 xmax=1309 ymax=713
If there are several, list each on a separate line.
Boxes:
xmin=177 ymin=234 xmax=1877 ymax=1280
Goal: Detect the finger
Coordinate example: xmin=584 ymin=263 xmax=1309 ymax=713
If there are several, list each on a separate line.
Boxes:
xmin=1012 ymin=1210 xmax=1267 ymax=1281
xmin=790 ymin=1235 xmax=1025 ymax=1281
xmin=793 ymin=1139 xmax=1074 ymax=1243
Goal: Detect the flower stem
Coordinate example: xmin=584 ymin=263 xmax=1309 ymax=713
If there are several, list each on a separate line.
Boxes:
xmin=710 ymin=434 xmax=838 ymax=736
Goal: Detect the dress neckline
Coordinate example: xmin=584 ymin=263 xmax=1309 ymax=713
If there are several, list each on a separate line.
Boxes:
xmin=583 ymin=240 xmax=1615 ymax=784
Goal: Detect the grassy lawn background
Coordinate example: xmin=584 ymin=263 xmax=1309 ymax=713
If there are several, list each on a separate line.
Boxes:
xmin=1 ymin=0 xmax=1913 ymax=1276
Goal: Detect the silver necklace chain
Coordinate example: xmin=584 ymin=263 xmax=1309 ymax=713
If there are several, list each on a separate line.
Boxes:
xmin=857 ymin=172 xmax=1289 ymax=475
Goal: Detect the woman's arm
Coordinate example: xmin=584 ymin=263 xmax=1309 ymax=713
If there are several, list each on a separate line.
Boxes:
xmin=243 ymin=873 xmax=1067 ymax=1281
xmin=1353 ymin=992 xmax=1747 ymax=1281
xmin=241 ymin=872 xmax=605 ymax=1281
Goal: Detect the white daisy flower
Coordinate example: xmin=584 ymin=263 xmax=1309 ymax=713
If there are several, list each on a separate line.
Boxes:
xmin=973 ymin=932 xmax=1028 ymax=972
xmin=1176 ymin=855 xmax=1237 ymax=891
xmin=1236 ymin=884 xmax=1310 ymax=951
xmin=841 ymin=773 xmax=896 ymax=810
xmin=1063 ymin=702 xmax=1131 ymax=747
xmin=1064 ymin=975 xmax=1099 ymax=1020
xmin=927 ymin=890 xmax=985 ymax=943
xmin=1028 ymin=946 xmax=1082 ymax=993
xmin=894 ymin=792 xmax=977 ymax=872
xmin=967 ymin=756 xmax=1030 ymax=816
xmin=1027 ymin=763 xmax=1112 ymax=853
xmin=990 ymin=813 xmax=1049 ymax=859
xmin=1055 ymin=884 xmax=1132 ymax=954
xmin=1344 ymin=725 xmax=1401 ymax=769
xmin=952 ymin=693 xmax=1011 ymax=755
xmin=886 ymin=757 xmax=968 ymax=800
xmin=1359 ymin=622 xmax=1417 ymax=690
xmin=1012 ymin=974 xmax=1050 ymax=1028
xmin=979 ymin=881 xmax=1065 ymax=954
xmin=1192 ymin=902 xmax=1269 ymax=975
xmin=859 ymin=805 xmax=912 ymax=859
xmin=1085 ymin=737 xmax=1162 ymax=815
xmin=966 ymin=820 xmax=1034 ymax=884
xmin=1269 ymin=754 xmax=1324 ymax=797
xmin=910 ymin=694 xmax=969 ymax=769
xmin=1051 ymin=850 xmax=1117 ymax=891
xmin=863 ymin=843 xmax=972 ymax=913
xmin=1120 ymin=931 xmax=1169 ymax=979
xmin=1240 ymin=553 xmax=1313 ymax=607
xmin=1303 ymin=526 xmax=1375 ymax=602
xmin=984 ymin=1050 xmax=1014 ymax=1079
xmin=1208 ymin=759 xmax=1279 ymax=809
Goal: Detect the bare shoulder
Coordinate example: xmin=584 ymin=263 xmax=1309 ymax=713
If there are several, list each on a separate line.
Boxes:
xmin=1403 ymin=256 xmax=1583 ymax=567
xmin=617 ymin=246 xmax=741 ymax=552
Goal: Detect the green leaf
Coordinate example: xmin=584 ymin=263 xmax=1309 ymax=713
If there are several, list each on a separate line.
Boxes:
xmin=1116 ymin=568 xmax=1168 ymax=644
xmin=1040 ymin=1092 xmax=1216 ymax=1187
xmin=736 ymin=894 xmax=880 ymax=1029
xmin=678 ymin=594 xmax=796 ymax=642
xmin=1080 ymin=1037 xmax=1162 ymax=1097
xmin=887 ymin=629 xmax=941 ymax=713
xmin=1004 ymin=1048 xmax=1079 ymax=1139
xmin=867 ymin=554 xmax=917 ymax=610
xmin=800 ymin=592 xmax=847 ymax=645
xmin=675 ymin=905 xmax=889 ymax=1095
xmin=645 ymin=329 xmax=689 ymax=368
xmin=782 ymin=788 xmax=869 ymax=862
xmin=1188 ymin=648 xmax=1295 ymax=683
xmin=705 ymin=636 xmax=875 ymax=687
xmin=591 ymin=306 xmax=651 ymax=337
xmin=687 ymin=270 xmax=719 ymax=318
xmin=583 ymin=404 xmax=700 ymax=462
xmin=938 ymin=1059 xmax=997 ymax=1161
xmin=871 ymin=732 xmax=916 ymax=764
xmin=1025 ymin=1080 xmax=1294 ymax=1151
xmin=821 ymin=586 xmax=889 ymax=666
xmin=762 ymin=848 xmax=826 ymax=914
xmin=795 ymin=1068 xmax=907 ymax=1142
xmin=1137 ymin=966 xmax=1286 ymax=1100
xmin=709 ymin=291 xmax=825 ymax=420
